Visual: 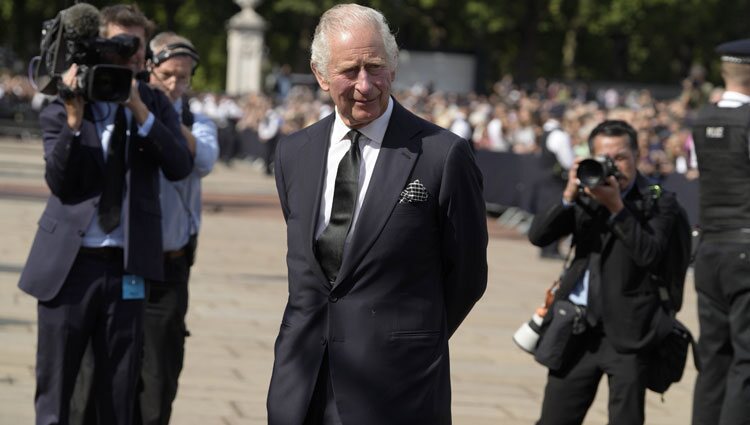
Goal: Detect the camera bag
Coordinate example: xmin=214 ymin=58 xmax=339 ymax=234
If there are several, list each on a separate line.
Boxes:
xmin=534 ymin=299 xmax=586 ymax=371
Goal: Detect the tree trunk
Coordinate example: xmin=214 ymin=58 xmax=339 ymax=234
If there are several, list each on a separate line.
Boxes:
xmin=516 ymin=0 xmax=542 ymax=82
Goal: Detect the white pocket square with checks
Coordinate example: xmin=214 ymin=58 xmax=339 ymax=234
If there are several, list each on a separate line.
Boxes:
xmin=399 ymin=180 xmax=429 ymax=203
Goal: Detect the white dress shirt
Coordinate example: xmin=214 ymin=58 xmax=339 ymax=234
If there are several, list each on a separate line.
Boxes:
xmin=543 ymin=119 xmax=575 ymax=170
xmin=315 ymin=97 xmax=394 ymax=243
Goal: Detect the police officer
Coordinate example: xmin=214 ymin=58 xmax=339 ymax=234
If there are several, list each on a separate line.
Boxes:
xmin=691 ymin=39 xmax=750 ymax=425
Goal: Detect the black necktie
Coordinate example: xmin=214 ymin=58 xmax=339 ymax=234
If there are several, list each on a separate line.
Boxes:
xmin=316 ymin=130 xmax=362 ymax=282
xmin=98 ymin=105 xmax=127 ymax=234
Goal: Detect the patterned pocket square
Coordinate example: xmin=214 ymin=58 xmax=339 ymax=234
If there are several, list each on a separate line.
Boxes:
xmin=399 ymin=179 xmax=429 ymax=203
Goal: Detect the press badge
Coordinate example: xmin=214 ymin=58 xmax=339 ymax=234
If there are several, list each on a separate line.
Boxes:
xmin=122 ymin=274 xmax=145 ymax=300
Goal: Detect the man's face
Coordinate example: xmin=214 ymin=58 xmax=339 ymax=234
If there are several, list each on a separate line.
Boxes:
xmin=312 ymin=25 xmax=394 ymax=129
xmin=149 ymin=55 xmax=193 ymax=102
xmin=105 ymin=24 xmax=146 ymax=72
xmin=591 ymin=134 xmax=638 ymax=191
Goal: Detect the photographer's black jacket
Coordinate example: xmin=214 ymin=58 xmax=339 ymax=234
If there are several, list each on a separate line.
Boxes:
xmin=528 ymin=174 xmax=680 ymax=352
xmin=18 ymin=82 xmax=192 ymax=301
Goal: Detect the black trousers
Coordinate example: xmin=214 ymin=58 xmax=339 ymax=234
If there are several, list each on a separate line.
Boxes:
xmin=304 ymin=350 xmax=343 ymax=425
xmin=692 ymin=240 xmax=750 ymax=425
xmin=136 ymin=254 xmax=190 ymax=425
xmin=70 ymin=253 xmax=190 ymax=425
xmin=537 ymin=327 xmax=648 ymax=425
xmin=37 ymin=249 xmax=143 ymax=425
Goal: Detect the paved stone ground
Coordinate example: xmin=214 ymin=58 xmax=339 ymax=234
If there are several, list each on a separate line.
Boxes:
xmin=0 ymin=137 xmax=699 ymax=424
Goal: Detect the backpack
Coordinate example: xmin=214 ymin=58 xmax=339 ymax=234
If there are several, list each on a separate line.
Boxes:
xmin=645 ymin=184 xmax=692 ymax=312
xmin=642 ymin=184 xmax=700 ymax=395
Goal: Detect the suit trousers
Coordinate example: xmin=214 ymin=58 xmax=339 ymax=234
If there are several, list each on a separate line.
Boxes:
xmin=304 ymin=350 xmax=343 ymax=425
xmin=537 ymin=326 xmax=647 ymax=425
xmin=36 ymin=249 xmax=143 ymax=425
xmin=136 ymin=254 xmax=191 ymax=425
xmin=68 ymin=252 xmax=191 ymax=425
xmin=692 ymin=240 xmax=750 ymax=425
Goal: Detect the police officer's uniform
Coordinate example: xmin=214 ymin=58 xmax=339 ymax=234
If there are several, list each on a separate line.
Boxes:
xmin=691 ymin=38 xmax=750 ymax=425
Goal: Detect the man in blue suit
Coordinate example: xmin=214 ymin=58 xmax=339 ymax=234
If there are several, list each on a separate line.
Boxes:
xmin=18 ymin=4 xmax=192 ymax=424
xmin=266 ymin=4 xmax=488 ymax=425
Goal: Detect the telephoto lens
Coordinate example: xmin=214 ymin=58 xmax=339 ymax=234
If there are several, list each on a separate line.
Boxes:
xmin=577 ymin=156 xmax=619 ymax=188
xmin=512 ymin=312 xmax=545 ymax=354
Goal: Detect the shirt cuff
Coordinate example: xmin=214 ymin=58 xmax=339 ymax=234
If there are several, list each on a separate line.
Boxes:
xmin=562 ymin=197 xmax=575 ymax=208
xmin=137 ymin=112 xmax=155 ymax=137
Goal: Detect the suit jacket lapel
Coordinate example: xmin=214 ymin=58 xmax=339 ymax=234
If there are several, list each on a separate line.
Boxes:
xmin=302 ymin=115 xmax=335 ymax=285
xmin=334 ymin=102 xmax=421 ymax=287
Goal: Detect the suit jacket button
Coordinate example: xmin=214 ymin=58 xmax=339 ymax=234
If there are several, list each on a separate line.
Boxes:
xmin=329 ymin=295 xmax=338 ymax=303
xmin=320 ymin=337 xmax=327 ymax=345
xmin=77 ymin=230 xmax=85 ymax=237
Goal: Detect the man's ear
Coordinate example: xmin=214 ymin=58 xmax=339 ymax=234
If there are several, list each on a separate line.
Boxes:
xmin=311 ymin=62 xmax=330 ymax=92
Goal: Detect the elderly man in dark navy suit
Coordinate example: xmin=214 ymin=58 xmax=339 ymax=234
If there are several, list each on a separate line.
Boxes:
xmin=266 ymin=4 xmax=488 ymax=425
xmin=18 ymin=4 xmax=191 ymax=424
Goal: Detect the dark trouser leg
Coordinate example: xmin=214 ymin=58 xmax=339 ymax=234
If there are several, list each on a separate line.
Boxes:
xmin=600 ymin=336 xmax=647 ymax=425
xmin=718 ymin=243 xmax=750 ymax=425
xmin=69 ymin=342 xmax=96 ymax=425
xmin=693 ymin=242 xmax=731 ymax=425
xmin=537 ymin=333 xmax=602 ymax=425
xmin=92 ymin=264 xmax=144 ymax=425
xmin=138 ymin=256 xmax=190 ymax=425
xmin=35 ymin=257 xmax=101 ymax=425
xmin=263 ymin=137 xmax=278 ymax=175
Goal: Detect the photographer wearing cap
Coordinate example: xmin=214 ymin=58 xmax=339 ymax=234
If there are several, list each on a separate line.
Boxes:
xmin=18 ymin=4 xmax=191 ymax=425
xmin=528 ymin=120 xmax=681 ymax=425
xmin=134 ymin=31 xmax=218 ymax=425
xmin=691 ymin=38 xmax=750 ymax=425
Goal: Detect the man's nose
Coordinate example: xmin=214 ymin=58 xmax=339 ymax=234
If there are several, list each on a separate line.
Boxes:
xmin=355 ymin=68 xmax=373 ymax=93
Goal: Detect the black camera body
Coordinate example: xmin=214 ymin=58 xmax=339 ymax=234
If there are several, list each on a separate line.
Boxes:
xmin=577 ymin=156 xmax=622 ymax=188
xmin=34 ymin=3 xmax=138 ymax=103
xmin=68 ymin=34 xmax=139 ymax=102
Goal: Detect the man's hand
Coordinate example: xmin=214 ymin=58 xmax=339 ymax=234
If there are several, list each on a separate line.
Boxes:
xmin=123 ymin=79 xmax=150 ymax=126
xmin=60 ymin=65 xmax=85 ymax=132
xmin=585 ymin=175 xmax=624 ymax=214
xmin=563 ymin=158 xmax=583 ymax=204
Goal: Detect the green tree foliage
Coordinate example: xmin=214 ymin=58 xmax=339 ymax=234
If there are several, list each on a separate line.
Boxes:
xmin=1 ymin=0 xmax=749 ymax=92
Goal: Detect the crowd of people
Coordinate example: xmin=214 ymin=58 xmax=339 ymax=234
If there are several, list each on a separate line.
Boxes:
xmin=0 ymin=47 xmax=720 ymax=184
xmin=176 ymin=71 xmax=717 ymax=182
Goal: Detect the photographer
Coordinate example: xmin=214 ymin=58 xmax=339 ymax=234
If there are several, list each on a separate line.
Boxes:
xmin=528 ymin=120 xmax=681 ymax=425
xmin=17 ymin=4 xmax=191 ymax=425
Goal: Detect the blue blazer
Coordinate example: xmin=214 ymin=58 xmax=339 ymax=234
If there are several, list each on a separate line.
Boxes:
xmin=18 ymin=83 xmax=193 ymax=302
xmin=267 ymin=100 xmax=488 ymax=425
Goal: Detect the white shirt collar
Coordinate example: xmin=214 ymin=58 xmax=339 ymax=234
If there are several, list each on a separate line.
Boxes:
xmin=720 ymin=91 xmax=750 ymax=104
xmin=331 ymin=97 xmax=394 ymax=145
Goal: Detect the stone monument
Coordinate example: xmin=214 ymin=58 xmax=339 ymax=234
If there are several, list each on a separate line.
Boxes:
xmin=226 ymin=0 xmax=266 ymax=95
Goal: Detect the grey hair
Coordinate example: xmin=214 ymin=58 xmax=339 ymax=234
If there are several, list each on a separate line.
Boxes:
xmin=149 ymin=31 xmax=195 ymax=58
xmin=310 ymin=3 xmax=399 ymax=79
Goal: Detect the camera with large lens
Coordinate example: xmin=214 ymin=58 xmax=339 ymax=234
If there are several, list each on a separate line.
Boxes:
xmin=33 ymin=3 xmax=137 ymax=103
xmin=513 ymin=312 xmax=545 ymax=354
xmin=69 ymin=34 xmax=139 ymax=102
xmin=576 ymin=156 xmax=622 ymax=188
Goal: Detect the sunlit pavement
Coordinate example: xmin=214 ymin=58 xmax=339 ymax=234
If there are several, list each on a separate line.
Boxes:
xmin=0 ymin=137 xmax=697 ymax=424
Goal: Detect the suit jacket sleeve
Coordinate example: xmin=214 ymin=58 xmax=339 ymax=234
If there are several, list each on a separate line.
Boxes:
xmin=439 ymin=138 xmax=488 ymax=337
xmin=136 ymin=83 xmax=193 ymax=181
xmin=41 ymin=100 xmax=93 ymax=201
xmin=527 ymin=201 xmax=576 ymax=247
xmin=608 ymin=191 xmax=678 ymax=269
